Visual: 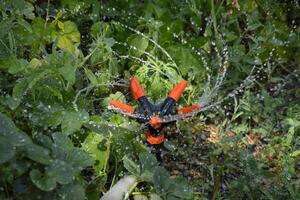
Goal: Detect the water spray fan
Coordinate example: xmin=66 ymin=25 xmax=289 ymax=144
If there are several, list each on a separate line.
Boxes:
xmin=109 ymin=76 xmax=201 ymax=145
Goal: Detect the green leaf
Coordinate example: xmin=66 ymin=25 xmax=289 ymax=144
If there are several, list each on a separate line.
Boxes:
xmin=153 ymin=166 xmax=170 ymax=194
xmin=63 ymin=21 xmax=81 ymax=43
xmin=129 ymin=35 xmax=149 ymax=58
xmin=81 ymin=132 xmax=109 ymax=175
xmin=61 ymin=110 xmax=89 ymax=135
xmin=57 ymin=184 xmax=86 ymax=200
xmin=22 ymin=143 xmax=51 ymax=165
xmin=0 ymin=56 xmax=27 ymax=74
xmin=0 ymin=113 xmax=30 ymax=146
xmin=47 ymin=159 xmax=75 ymax=185
xmin=52 ymin=132 xmax=74 ymax=151
xmin=291 ymin=150 xmax=300 ymax=157
xmin=104 ymin=37 xmax=116 ymax=49
xmin=139 ymin=152 xmax=158 ymax=173
xmin=167 ymin=177 xmax=193 ymax=199
xmin=12 ymin=69 xmax=51 ymax=106
xmin=102 ymin=91 xmax=126 ymax=107
xmin=57 ymin=35 xmax=76 ymax=55
xmin=27 ymin=58 xmax=42 ymax=70
xmin=58 ymin=63 xmax=76 ymax=84
xmin=139 ymin=152 xmax=158 ymax=182
xmin=0 ymin=138 xmax=16 ymax=164
xmin=30 ymin=169 xmax=57 ymax=191
xmin=12 ymin=78 xmax=29 ymax=104
xmin=123 ymin=156 xmax=140 ymax=175
xmin=56 ymin=21 xmax=80 ymax=54
xmin=13 ymin=0 xmax=35 ymax=19
xmin=67 ymin=148 xmax=93 ymax=170
xmin=34 ymin=134 xmax=53 ymax=149
xmin=84 ymin=68 xmax=98 ymax=86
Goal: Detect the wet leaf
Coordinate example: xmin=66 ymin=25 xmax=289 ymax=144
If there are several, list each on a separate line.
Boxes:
xmin=0 ymin=138 xmax=16 ymax=164
xmin=47 ymin=159 xmax=75 ymax=185
xmin=22 ymin=143 xmax=51 ymax=165
xmin=129 ymin=35 xmax=149 ymax=58
xmin=153 ymin=166 xmax=170 ymax=193
xmin=81 ymin=132 xmax=109 ymax=175
xmin=30 ymin=169 xmax=56 ymax=191
xmin=123 ymin=156 xmax=141 ymax=175
xmin=61 ymin=110 xmax=89 ymax=135
xmin=57 ymin=184 xmax=86 ymax=200
xmin=56 ymin=21 xmax=80 ymax=54
xmin=67 ymin=148 xmax=94 ymax=170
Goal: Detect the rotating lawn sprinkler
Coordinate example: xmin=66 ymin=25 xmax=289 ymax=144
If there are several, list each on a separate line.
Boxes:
xmin=109 ymin=76 xmax=201 ymax=145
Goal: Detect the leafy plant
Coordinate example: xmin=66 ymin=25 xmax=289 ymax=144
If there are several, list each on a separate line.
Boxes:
xmin=0 ymin=0 xmax=299 ymax=199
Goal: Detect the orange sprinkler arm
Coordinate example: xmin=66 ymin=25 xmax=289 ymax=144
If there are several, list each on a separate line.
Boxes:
xmin=110 ymin=99 xmax=135 ymax=113
xmin=168 ymin=80 xmax=188 ymax=102
xmin=146 ymin=133 xmax=165 ymax=145
xmin=130 ymin=76 xmax=145 ymax=100
xmin=178 ymin=105 xmax=201 ymax=114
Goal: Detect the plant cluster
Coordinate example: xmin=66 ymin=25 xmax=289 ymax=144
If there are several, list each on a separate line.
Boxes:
xmin=0 ymin=0 xmax=299 ymax=199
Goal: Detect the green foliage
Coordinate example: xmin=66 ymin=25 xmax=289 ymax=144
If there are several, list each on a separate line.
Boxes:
xmin=0 ymin=0 xmax=299 ymax=199
xmin=123 ymin=152 xmax=193 ymax=200
xmin=81 ymin=132 xmax=109 ymax=175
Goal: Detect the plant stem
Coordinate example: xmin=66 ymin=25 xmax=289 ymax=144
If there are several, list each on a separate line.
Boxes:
xmin=124 ymin=180 xmax=140 ymax=200
xmin=211 ymin=0 xmax=218 ymax=36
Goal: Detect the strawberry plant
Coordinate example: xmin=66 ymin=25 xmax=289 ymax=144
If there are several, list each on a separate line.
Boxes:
xmin=0 ymin=0 xmax=300 ymax=199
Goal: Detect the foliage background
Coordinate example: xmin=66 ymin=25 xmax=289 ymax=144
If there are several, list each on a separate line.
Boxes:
xmin=0 ymin=0 xmax=299 ymax=199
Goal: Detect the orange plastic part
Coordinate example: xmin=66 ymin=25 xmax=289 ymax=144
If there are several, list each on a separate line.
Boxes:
xmin=178 ymin=105 xmax=201 ymax=114
xmin=110 ymin=99 xmax=135 ymax=113
xmin=146 ymin=133 xmax=165 ymax=145
xmin=130 ymin=76 xmax=145 ymax=100
xmin=149 ymin=116 xmax=162 ymax=129
xmin=168 ymin=80 xmax=188 ymax=102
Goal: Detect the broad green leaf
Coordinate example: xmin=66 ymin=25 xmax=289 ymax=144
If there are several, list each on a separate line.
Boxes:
xmin=129 ymin=35 xmax=149 ymax=58
xmin=12 ymin=69 xmax=51 ymax=106
xmin=52 ymin=132 xmax=74 ymax=151
xmin=28 ymin=70 xmax=51 ymax=89
xmin=30 ymin=169 xmax=57 ymax=191
xmin=56 ymin=21 xmax=80 ymax=54
xmin=139 ymin=152 xmax=158 ymax=172
xmin=63 ymin=21 xmax=80 ymax=43
xmin=61 ymin=110 xmax=89 ymax=135
xmin=34 ymin=134 xmax=53 ymax=150
xmin=67 ymin=148 xmax=93 ymax=170
xmin=291 ymin=150 xmax=300 ymax=157
xmin=47 ymin=159 xmax=75 ymax=185
xmin=0 ymin=138 xmax=15 ymax=164
xmin=0 ymin=56 xmax=27 ymax=74
xmin=57 ymin=35 xmax=76 ymax=55
xmin=81 ymin=132 xmax=109 ymax=175
xmin=153 ymin=166 xmax=170 ymax=194
xmin=13 ymin=0 xmax=35 ymax=19
xmin=123 ymin=156 xmax=141 ymax=175
xmin=0 ymin=113 xmax=30 ymax=146
xmin=150 ymin=74 xmax=165 ymax=99
xmin=58 ymin=61 xmax=76 ymax=85
xmin=22 ymin=143 xmax=51 ymax=165
xmin=57 ymin=184 xmax=86 ymax=200
xmin=167 ymin=177 xmax=193 ymax=199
